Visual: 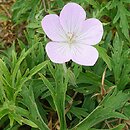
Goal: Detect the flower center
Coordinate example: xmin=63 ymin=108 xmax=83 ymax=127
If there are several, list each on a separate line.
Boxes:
xmin=67 ymin=32 xmax=75 ymax=44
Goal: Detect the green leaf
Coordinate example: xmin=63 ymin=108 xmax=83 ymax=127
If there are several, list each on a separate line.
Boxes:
xmin=123 ymin=104 xmax=130 ymax=118
xmin=88 ymin=124 xmax=125 ymax=130
xmin=26 ymin=22 xmax=40 ymax=29
xmin=118 ymin=2 xmax=129 ymax=39
xmin=0 ymin=59 xmax=11 ymax=83
xmin=10 ymin=113 xmax=22 ymax=125
xmin=27 ymin=60 xmax=49 ymax=80
xmin=21 ymin=85 xmax=49 ymax=130
xmin=39 ymin=73 xmax=55 ymax=96
xmin=12 ymin=43 xmax=38 ymax=87
xmin=100 ymin=91 xmax=130 ymax=110
xmin=56 ymin=0 xmax=64 ymax=8
xmin=73 ymin=106 xmax=127 ymax=130
xmin=96 ymin=46 xmax=112 ymax=70
xmin=11 ymin=112 xmax=38 ymax=128
xmin=16 ymin=105 xmax=46 ymax=128
xmin=73 ymin=90 xmax=129 ymax=130
xmin=30 ymin=79 xmax=48 ymax=98
xmin=8 ymin=114 xmax=14 ymax=127
xmin=0 ymin=14 xmax=9 ymax=22
xmin=112 ymin=33 xmax=130 ymax=89
xmin=17 ymin=39 xmax=26 ymax=50
xmin=70 ymin=107 xmax=88 ymax=119
xmin=77 ymin=71 xmax=113 ymax=87
xmin=22 ymin=118 xmax=38 ymax=128
xmin=111 ymin=124 xmax=125 ymax=130
xmin=12 ymin=0 xmax=40 ymax=23
xmin=122 ymin=0 xmax=130 ymax=3
xmin=0 ymin=108 xmax=9 ymax=120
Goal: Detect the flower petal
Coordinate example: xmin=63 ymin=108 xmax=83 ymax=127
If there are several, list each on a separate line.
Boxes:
xmin=71 ymin=43 xmax=99 ymax=66
xmin=60 ymin=3 xmax=86 ymax=34
xmin=41 ymin=14 xmax=66 ymax=41
xmin=45 ymin=42 xmax=71 ymax=63
xmin=77 ymin=18 xmax=103 ymax=45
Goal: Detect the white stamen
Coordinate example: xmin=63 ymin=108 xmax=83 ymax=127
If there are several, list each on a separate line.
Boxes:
xmin=67 ymin=32 xmax=76 ymax=44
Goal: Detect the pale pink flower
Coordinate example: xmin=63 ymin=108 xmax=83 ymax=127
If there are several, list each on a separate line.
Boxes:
xmin=41 ymin=3 xmax=103 ymax=66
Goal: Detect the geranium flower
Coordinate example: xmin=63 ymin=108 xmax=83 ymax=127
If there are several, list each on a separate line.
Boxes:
xmin=41 ymin=3 xmax=103 ymax=66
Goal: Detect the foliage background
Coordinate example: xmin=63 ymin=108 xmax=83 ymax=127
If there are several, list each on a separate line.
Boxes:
xmin=0 ymin=0 xmax=130 ymax=130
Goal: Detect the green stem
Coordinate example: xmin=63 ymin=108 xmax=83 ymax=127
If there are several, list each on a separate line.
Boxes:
xmin=63 ymin=63 xmax=67 ymax=73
